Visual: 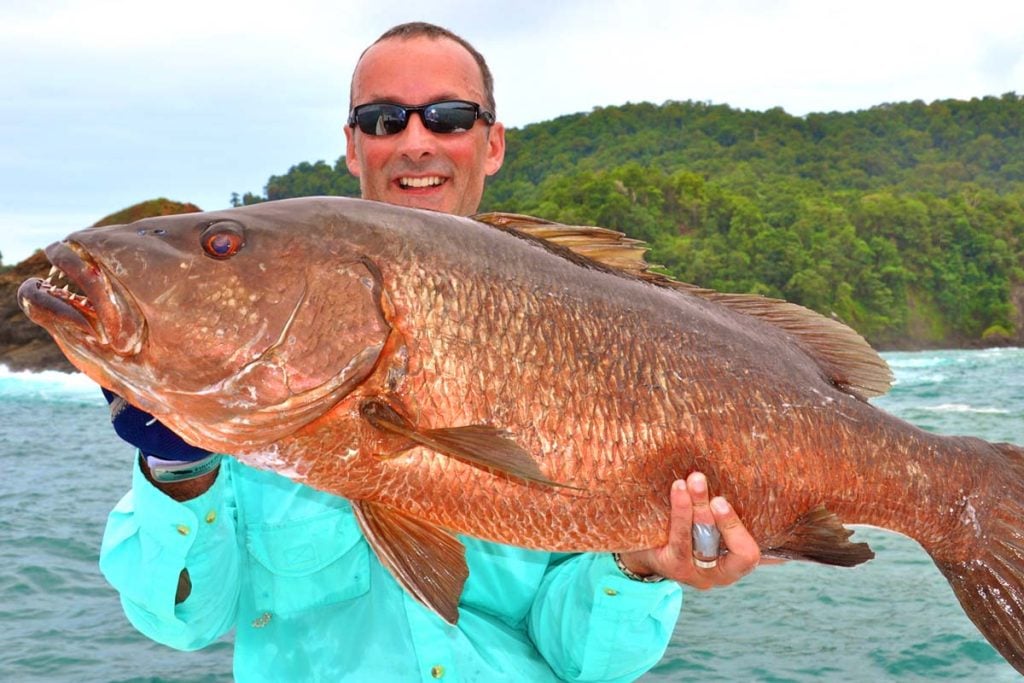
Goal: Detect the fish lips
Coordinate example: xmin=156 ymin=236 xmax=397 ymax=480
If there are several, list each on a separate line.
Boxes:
xmin=18 ymin=241 xmax=144 ymax=356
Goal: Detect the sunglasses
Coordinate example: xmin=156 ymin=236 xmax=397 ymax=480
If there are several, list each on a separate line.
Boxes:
xmin=347 ymin=100 xmax=495 ymax=136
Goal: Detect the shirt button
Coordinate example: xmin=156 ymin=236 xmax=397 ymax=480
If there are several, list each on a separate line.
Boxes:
xmin=205 ymin=510 xmax=217 ymax=524
xmin=603 ymin=587 xmax=618 ymax=596
xmin=176 ymin=524 xmax=190 ymax=536
xmin=430 ymin=664 xmax=445 ymax=679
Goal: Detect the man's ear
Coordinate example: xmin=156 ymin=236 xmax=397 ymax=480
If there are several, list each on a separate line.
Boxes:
xmin=484 ymin=122 xmax=506 ymax=177
xmin=344 ymin=126 xmax=361 ymax=177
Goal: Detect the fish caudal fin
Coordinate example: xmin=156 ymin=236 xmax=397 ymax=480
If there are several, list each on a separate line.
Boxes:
xmin=933 ymin=442 xmax=1024 ymax=675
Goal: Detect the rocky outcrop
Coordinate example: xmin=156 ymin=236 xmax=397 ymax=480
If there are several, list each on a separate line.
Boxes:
xmin=0 ymin=199 xmax=201 ymax=373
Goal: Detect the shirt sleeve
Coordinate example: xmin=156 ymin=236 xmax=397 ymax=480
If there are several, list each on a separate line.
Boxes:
xmin=99 ymin=454 xmax=241 ymax=651
xmin=528 ymin=552 xmax=683 ymax=682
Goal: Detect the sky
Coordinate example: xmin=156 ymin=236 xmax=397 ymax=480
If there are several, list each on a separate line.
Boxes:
xmin=2 ymin=0 xmax=1022 ymax=264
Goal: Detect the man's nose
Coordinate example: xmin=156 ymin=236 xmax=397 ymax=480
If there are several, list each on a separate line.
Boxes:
xmin=397 ymin=113 xmax=437 ymax=160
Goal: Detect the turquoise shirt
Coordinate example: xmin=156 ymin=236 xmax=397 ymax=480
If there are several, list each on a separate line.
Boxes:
xmin=100 ymin=457 xmax=683 ymax=682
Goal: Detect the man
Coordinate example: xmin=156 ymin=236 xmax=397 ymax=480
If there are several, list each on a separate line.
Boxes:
xmin=101 ymin=22 xmax=762 ymax=681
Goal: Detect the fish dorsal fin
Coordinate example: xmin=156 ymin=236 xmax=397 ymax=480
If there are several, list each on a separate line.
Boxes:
xmin=473 ymin=212 xmax=650 ymax=276
xmin=761 ymin=506 xmax=875 ymax=567
xmin=673 ymin=284 xmax=893 ymax=399
xmin=472 ymin=212 xmax=893 ymax=400
xmin=360 ymin=399 xmax=574 ymax=489
xmin=350 ymin=500 xmax=467 ymax=624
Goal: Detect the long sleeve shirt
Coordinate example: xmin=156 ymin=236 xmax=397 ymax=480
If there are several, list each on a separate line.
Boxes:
xmin=100 ymin=456 xmax=683 ymax=682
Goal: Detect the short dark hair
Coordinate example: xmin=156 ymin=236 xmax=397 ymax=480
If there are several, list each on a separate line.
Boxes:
xmin=353 ymin=22 xmax=496 ymax=115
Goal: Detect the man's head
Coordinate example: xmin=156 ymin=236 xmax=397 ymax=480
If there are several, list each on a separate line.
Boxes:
xmin=345 ymin=22 xmax=505 ymax=216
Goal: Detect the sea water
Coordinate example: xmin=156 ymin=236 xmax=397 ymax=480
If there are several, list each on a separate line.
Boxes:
xmin=0 ymin=349 xmax=1021 ymax=682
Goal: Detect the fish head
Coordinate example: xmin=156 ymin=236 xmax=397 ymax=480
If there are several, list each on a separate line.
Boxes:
xmin=17 ymin=199 xmax=391 ymax=452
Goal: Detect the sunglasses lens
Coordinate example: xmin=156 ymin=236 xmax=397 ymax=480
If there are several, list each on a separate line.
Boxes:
xmin=423 ymin=102 xmax=478 ymax=133
xmin=351 ymin=101 xmax=489 ymax=136
xmin=355 ymin=104 xmax=408 ymax=135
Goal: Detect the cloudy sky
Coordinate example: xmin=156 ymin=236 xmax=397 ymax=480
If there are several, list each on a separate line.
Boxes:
xmin=2 ymin=0 xmax=1022 ymax=263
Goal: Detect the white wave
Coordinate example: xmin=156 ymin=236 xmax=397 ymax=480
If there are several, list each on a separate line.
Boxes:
xmin=0 ymin=364 xmax=101 ymax=401
xmin=920 ymin=403 xmax=1010 ymax=414
xmin=882 ymin=355 xmax=951 ymax=369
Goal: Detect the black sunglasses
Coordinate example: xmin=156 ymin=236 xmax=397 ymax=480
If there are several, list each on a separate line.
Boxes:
xmin=347 ymin=100 xmax=495 ymax=136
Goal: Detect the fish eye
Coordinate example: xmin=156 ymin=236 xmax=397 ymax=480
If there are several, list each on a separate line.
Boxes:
xmin=200 ymin=221 xmax=246 ymax=260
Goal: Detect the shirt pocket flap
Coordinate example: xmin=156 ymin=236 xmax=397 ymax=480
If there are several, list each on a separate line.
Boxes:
xmin=246 ymin=510 xmax=370 ymax=613
xmin=247 ymin=510 xmax=364 ymax=576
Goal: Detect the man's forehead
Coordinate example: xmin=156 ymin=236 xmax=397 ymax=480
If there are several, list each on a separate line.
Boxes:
xmin=351 ymin=36 xmax=485 ymax=104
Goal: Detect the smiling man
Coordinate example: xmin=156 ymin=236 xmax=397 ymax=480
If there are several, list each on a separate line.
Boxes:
xmin=344 ymin=25 xmax=505 ymax=215
xmin=99 ymin=22 xmax=762 ymax=682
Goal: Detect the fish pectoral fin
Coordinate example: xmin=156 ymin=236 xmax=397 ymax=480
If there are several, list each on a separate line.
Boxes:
xmin=350 ymin=500 xmax=467 ymax=625
xmin=760 ymin=506 xmax=875 ymax=567
xmin=361 ymin=399 xmax=575 ymax=489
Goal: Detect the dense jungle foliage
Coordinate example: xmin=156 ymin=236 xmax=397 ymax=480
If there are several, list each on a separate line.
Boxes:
xmin=238 ymin=94 xmax=1024 ymax=347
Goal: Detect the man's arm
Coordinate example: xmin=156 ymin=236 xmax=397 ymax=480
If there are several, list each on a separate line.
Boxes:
xmin=138 ymin=460 xmax=219 ymax=603
xmin=100 ymin=390 xmax=241 ymax=650
xmin=100 ymin=455 xmax=241 ymax=651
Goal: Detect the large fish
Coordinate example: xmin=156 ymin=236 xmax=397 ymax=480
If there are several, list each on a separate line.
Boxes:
xmin=17 ymin=197 xmax=1024 ymax=672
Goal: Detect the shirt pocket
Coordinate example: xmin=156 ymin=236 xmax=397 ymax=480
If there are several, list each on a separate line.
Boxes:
xmin=246 ymin=509 xmax=370 ymax=615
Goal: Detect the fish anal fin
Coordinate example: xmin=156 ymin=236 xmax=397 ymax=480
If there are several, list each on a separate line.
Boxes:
xmin=350 ymin=500 xmax=467 ymax=625
xmin=762 ymin=506 xmax=875 ymax=567
xmin=360 ymin=399 xmax=574 ymax=489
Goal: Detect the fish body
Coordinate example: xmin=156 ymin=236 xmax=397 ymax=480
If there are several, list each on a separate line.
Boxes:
xmin=17 ymin=197 xmax=1024 ymax=672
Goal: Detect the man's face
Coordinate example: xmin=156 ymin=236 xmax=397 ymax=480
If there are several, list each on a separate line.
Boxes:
xmin=345 ymin=36 xmax=505 ymax=216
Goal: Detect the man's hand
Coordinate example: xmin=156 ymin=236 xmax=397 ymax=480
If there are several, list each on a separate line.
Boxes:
xmin=103 ymin=388 xmax=211 ymax=461
xmin=617 ymin=472 xmax=763 ymax=590
xmin=102 ymin=388 xmax=218 ymax=500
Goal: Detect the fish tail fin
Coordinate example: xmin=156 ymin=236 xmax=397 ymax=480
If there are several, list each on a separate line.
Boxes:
xmin=932 ymin=442 xmax=1024 ymax=676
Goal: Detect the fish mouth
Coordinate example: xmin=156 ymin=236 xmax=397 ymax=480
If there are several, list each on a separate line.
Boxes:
xmin=17 ymin=241 xmax=144 ymax=356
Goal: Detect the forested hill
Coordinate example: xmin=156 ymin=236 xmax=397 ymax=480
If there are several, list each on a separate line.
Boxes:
xmin=240 ymin=94 xmax=1024 ymax=349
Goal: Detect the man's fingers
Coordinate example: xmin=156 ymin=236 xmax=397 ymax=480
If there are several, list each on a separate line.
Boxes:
xmin=709 ymin=496 xmax=761 ymax=577
xmin=664 ymin=479 xmax=695 ymax=564
xmin=686 ymin=472 xmax=714 ymax=525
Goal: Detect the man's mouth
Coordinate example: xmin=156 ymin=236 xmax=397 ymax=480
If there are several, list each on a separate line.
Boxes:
xmin=398 ymin=176 xmax=446 ymax=189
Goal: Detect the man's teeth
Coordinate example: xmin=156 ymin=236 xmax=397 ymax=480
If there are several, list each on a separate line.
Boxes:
xmin=399 ymin=176 xmax=444 ymax=188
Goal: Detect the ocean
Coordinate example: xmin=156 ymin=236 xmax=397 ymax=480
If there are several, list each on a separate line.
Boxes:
xmin=1 ymin=348 xmax=1021 ymax=682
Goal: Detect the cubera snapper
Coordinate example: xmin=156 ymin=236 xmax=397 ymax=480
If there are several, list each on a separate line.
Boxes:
xmin=17 ymin=197 xmax=1024 ymax=672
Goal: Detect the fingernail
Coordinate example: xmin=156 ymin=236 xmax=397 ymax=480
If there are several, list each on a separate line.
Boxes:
xmin=672 ymin=479 xmax=687 ymax=492
xmin=711 ymin=497 xmax=729 ymax=514
xmin=689 ymin=472 xmax=707 ymax=492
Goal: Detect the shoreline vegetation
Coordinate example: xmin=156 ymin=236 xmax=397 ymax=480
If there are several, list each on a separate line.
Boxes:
xmin=3 ymin=95 xmax=1022 ymax=372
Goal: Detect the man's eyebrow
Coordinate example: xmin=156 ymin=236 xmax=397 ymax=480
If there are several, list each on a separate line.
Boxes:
xmin=355 ymin=91 xmax=469 ymax=105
